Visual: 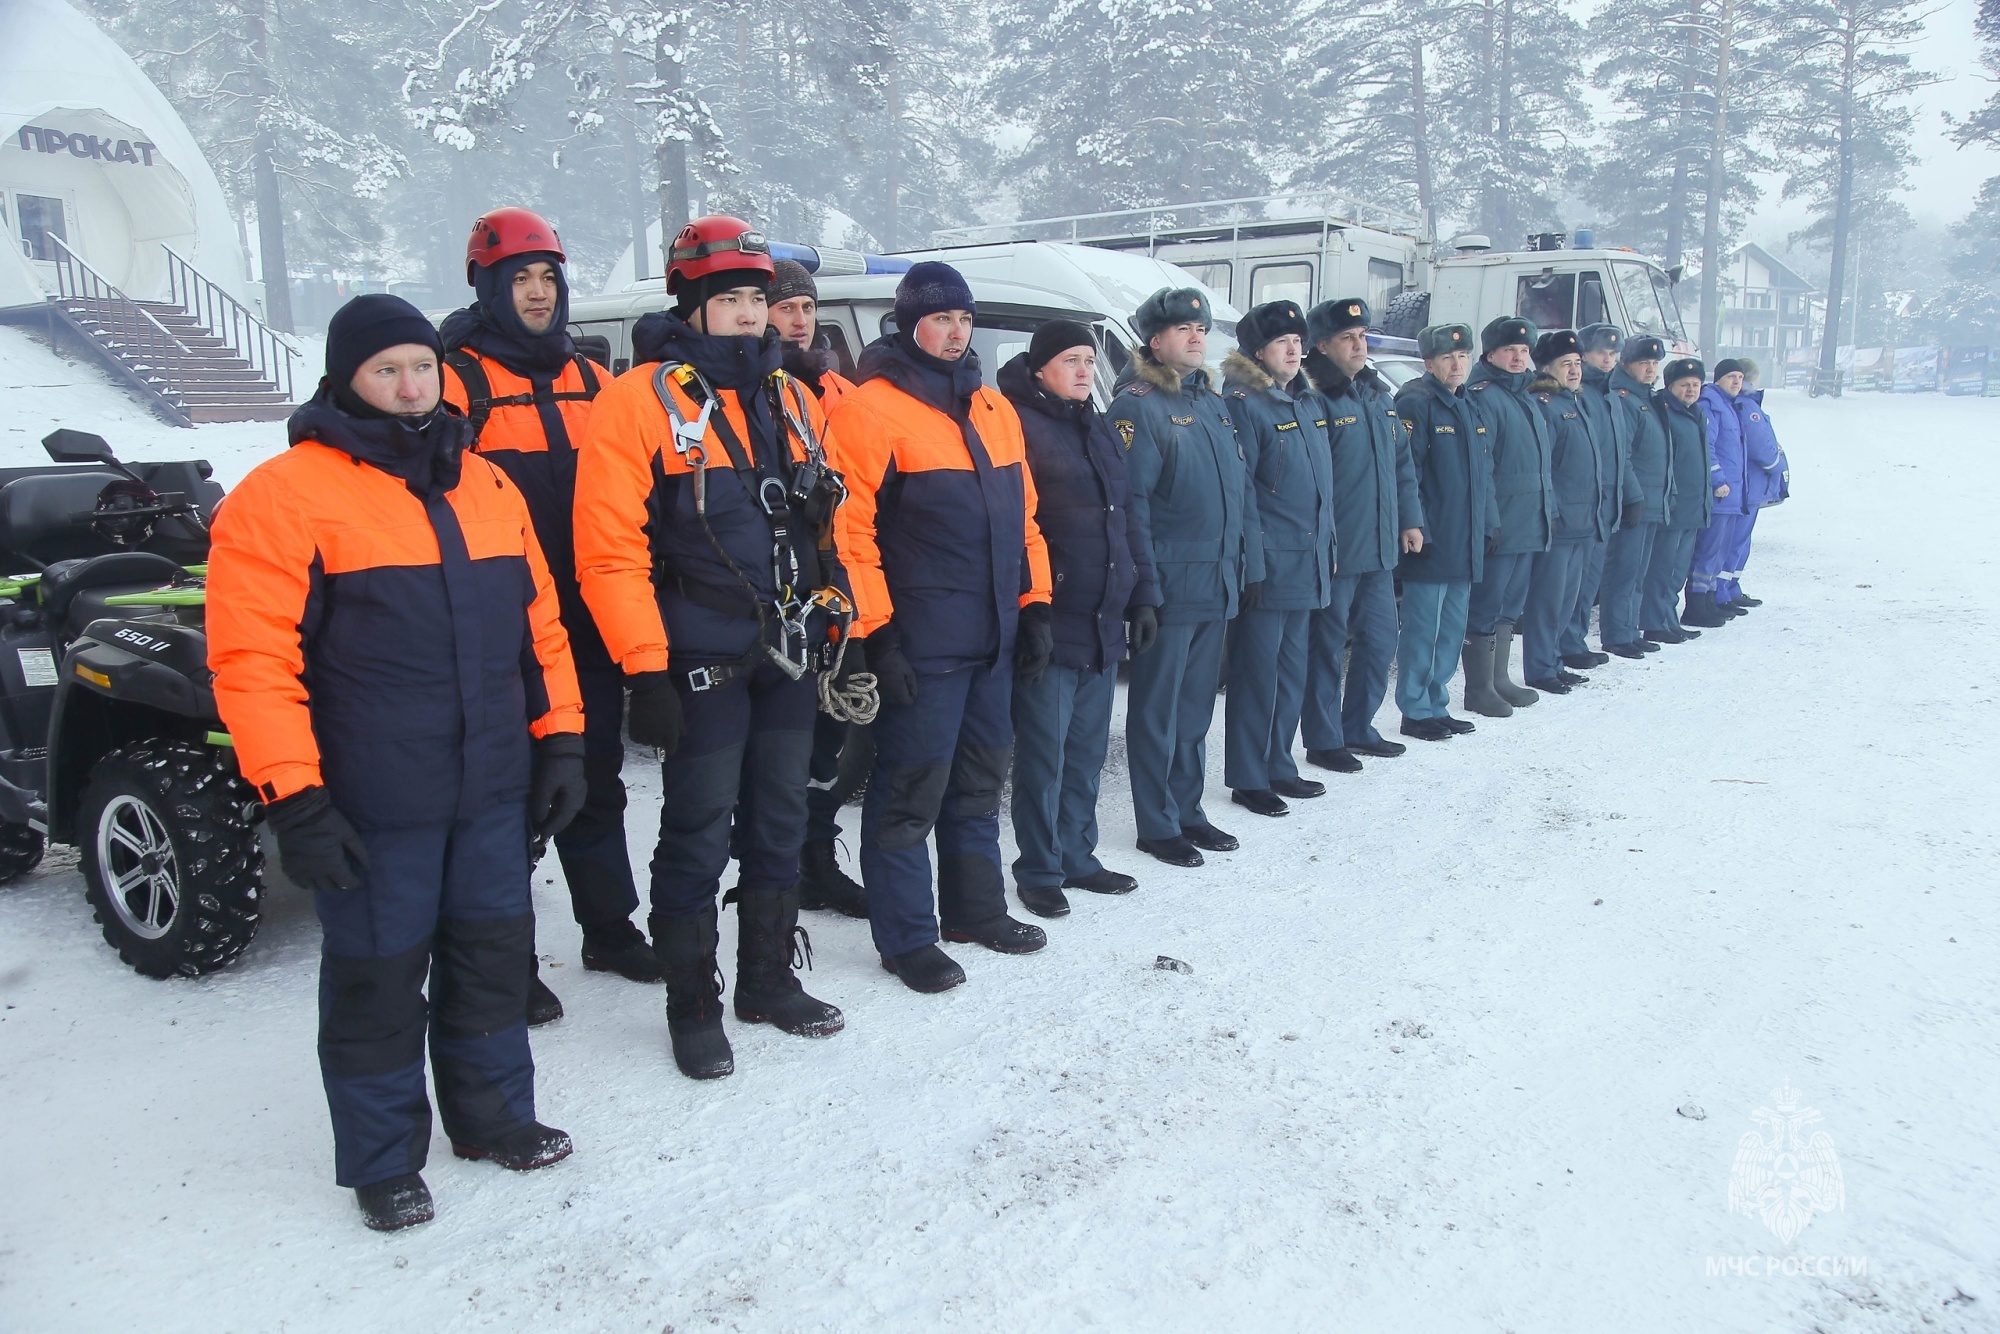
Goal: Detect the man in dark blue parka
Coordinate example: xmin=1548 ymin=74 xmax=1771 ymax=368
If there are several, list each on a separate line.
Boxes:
xmin=1597 ymin=335 xmax=1672 ymax=658
xmin=1562 ymin=323 xmax=1635 ymax=669
xmin=1393 ymin=323 xmax=1495 ymax=741
xmin=1642 ymin=357 xmax=1714 ymax=642
xmin=1115 ymin=287 xmax=1264 ymax=868
xmin=1300 ymin=297 xmax=1424 ymax=772
xmin=1463 ymin=315 xmax=1555 ymax=717
xmin=1520 ymin=330 xmax=1611 ymax=693
xmin=1221 ymin=300 xmax=1337 ymax=815
xmin=1002 ymin=321 xmax=1159 ymax=919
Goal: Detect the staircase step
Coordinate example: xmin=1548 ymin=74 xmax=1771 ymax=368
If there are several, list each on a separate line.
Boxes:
xmin=188 ymin=404 xmax=295 ymax=424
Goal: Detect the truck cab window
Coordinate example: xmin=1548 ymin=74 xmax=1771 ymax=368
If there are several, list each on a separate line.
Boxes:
xmin=1251 ymin=262 xmax=1312 ymax=309
xmin=1516 ymin=272 xmax=1576 ymax=332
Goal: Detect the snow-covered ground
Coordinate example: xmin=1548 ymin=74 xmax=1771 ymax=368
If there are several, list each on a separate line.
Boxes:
xmin=1 ymin=325 xmax=1995 ymax=1332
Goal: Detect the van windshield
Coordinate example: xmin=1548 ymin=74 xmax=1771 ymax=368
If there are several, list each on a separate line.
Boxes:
xmin=1612 ymin=262 xmax=1688 ymax=342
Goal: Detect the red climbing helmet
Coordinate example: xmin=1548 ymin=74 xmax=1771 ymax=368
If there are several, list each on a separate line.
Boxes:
xmin=666 ymin=215 xmax=773 ymax=295
xmin=465 ymin=206 xmax=565 ymax=284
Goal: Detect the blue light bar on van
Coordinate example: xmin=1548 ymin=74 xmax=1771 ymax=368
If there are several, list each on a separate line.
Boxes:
xmin=769 ymin=241 xmax=913 ymax=277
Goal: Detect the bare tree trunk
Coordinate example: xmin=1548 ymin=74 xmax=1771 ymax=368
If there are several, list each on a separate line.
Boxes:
xmin=654 ymin=14 xmax=691 ymax=245
xmin=244 ymin=0 xmax=292 ymax=333
xmin=613 ymin=36 xmax=649 ymax=280
xmin=1410 ymin=31 xmax=1437 ymax=240
xmin=1664 ymin=15 xmax=1701 ymax=268
xmin=1478 ymin=0 xmax=1498 ymax=234
xmin=1813 ymin=21 xmax=1857 ymax=396
xmin=1497 ymin=0 xmax=1515 ymax=240
xmin=1699 ymin=0 xmax=1734 ymax=357
xmin=884 ymin=23 xmax=901 ymax=249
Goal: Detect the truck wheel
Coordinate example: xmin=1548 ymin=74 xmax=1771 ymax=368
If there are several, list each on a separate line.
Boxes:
xmin=1382 ymin=291 xmax=1431 ymax=339
xmin=0 ymin=822 xmax=44 ymax=882
xmin=79 ymin=740 xmax=263 ymax=979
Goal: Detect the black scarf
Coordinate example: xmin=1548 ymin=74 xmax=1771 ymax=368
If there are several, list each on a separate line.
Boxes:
xmin=290 ymin=380 xmax=472 ymax=501
xmin=437 ymin=251 xmax=574 ymax=376
xmin=857 ymin=331 xmax=984 ymax=422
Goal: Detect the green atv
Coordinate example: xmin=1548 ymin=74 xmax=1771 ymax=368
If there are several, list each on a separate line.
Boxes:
xmin=0 ymin=429 xmax=262 ymax=977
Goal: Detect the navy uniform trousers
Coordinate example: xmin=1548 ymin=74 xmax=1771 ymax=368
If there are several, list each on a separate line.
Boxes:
xmin=1224 ymin=606 xmax=1311 ymax=790
xmin=862 ymin=660 xmax=1014 ymax=958
xmin=315 ymin=802 xmax=538 ymax=1189
xmin=1301 ymin=569 xmax=1399 ymax=752
xmin=552 ymin=666 xmax=639 ymax=933
xmin=1010 ymin=662 xmax=1118 ymax=890
xmin=1597 ymin=521 xmax=1657 ymax=648
xmin=1520 ymin=538 xmax=1590 ymax=682
xmin=1642 ymin=526 xmax=1700 ymax=633
xmin=1127 ymin=619 xmax=1226 ymax=842
xmin=649 ymin=663 xmax=817 ymax=919
xmin=1562 ymin=539 xmax=1608 ymax=659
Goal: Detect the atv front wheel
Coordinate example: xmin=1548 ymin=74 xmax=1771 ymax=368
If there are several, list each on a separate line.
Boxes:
xmin=0 ymin=821 xmax=44 ymax=882
xmin=79 ymin=740 xmax=263 ymax=978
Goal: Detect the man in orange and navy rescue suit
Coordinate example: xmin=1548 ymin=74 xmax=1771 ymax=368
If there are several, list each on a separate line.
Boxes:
xmin=825 ymin=261 xmax=1056 ymax=994
xmin=207 ymin=295 xmax=585 ymax=1232
xmin=575 ymin=216 xmax=850 ymax=1080
xmin=439 ymin=208 xmax=661 ymax=996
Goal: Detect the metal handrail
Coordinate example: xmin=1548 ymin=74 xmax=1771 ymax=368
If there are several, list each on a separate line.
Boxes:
xmin=45 ymin=234 xmax=191 ymax=410
xmin=163 ymin=246 xmax=300 ymax=402
xmin=934 ymin=191 xmax=1428 ymax=250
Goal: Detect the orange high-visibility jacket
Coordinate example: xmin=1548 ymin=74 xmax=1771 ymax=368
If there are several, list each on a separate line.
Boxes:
xmin=574 ymin=361 xmax=831 ymax=676
xmin=825 ymin=354 xmax=1051 ymax=672
xmin=208 ymin=433 xmax=582 ymax=825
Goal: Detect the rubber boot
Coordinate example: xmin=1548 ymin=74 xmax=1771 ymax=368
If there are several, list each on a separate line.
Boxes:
xmin=1681 ymin=589 xmax=1729 ymax=628
xmin=797 ymin=838 xmax=868 ymax=918
xmin=730 ymin=884 xmax=844 ymax=1038
xmin=650 ymin=907 xmax=734 ymax=1080
xmin=1492 ymin=622 xmax=1540 ymax=708
xmin=1460 ymin=632 xmax=1512 ymax=718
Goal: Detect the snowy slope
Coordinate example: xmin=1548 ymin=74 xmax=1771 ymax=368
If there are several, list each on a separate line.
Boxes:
xmin=1 ymin=328 xmax=1996 ymax=1332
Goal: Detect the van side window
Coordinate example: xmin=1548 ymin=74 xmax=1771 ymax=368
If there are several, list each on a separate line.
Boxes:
xmin=1367 ymin=258 xmax=1404 ymax=313
xmin=1516 ymin=272 xmax=1576 ymax=331
xmin=1251 ymin=262 xmax=1313 ymax=309
xmin=1183 ymin=262 xmax=1232 ymax=303
xmin=569 ymin=321 xmax=626 ymax=374
xmin=820 ymin=323 xmax=856 ymax=377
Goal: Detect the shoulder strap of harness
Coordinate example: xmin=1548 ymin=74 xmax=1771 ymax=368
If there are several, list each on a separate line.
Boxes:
xmin=447 ymin=348 xmax=601 ymax=437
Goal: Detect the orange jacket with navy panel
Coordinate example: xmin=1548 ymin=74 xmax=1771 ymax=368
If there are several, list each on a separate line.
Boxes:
xmin=574 ymin=315 xmax=835 ymax=675
xmin=207 ymin=390 xmax=583 ymax=828
xmin=825 ymin=336 xmax=1052 ymax=672
xmin=441 ymin=348 xmax=611 ymax=669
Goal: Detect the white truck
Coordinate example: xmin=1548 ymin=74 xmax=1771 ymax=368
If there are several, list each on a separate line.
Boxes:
xmin=931 ymin=192 xmax=1695 ymax=355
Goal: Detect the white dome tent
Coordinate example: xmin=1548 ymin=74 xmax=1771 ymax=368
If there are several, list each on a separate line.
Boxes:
xmin=0 ymin=0 xmax=295 ymax=422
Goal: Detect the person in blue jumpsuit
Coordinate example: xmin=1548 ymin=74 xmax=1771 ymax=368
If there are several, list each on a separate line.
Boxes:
xmin=1114 ymin=287 xmax=1264 ymax=868
xmin=1220 ymin=299 xmax=1337 ymax=815
xmin=1561 ymin=323 xmax=1633 ymax=670
xmin=1596 ymin=335 xmax=1671 ymax=659
xmin=1520 ymin=329 xmax=1613 ymax=693
xmin=1685 ymin=358 xmax=1749 ymax=628
xmin=1300 ymin=297 xmax=1424 ymax=772
xmin=1642 ymin=357 xmax=1715 ymax=643
xmin=1393 ymin=323 xmax=1494 ymax=741
xmin=1462 ymin=316 xmax=1555 ymax=717
xmin=1002 ymin=321 xmax=1159 ymax=919
xmin=1725 ymin=357 xmax=1789 ymax=608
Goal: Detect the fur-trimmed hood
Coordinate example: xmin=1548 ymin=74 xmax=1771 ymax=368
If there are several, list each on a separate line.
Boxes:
xmin=1529 ymin=371 xmax=1564 ymax=398
xmin=1220 ymin=347 xmax=1309 ymax=396
xmin=1303 ymin=349 xmax=1392 ymax=400
xmin=1127 ymin=344 xmax=1215 ymax=395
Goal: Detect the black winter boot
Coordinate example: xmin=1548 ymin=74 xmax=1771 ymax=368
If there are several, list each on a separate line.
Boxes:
xmin=582 ymin=920 xmax=665 ymax=983
xmin=356 ymin=1174 xmax=434 ymax=1231
xmin=1681 ymin=590 xmax=1729 ymax=628
xmin=881 ymin=944 xmax=966 ymax=993
xmin=451 ymin=1122 xmax=574 ymax=1171
xmin=527 ymin=971 xmax=563 ymax=1027
xmin=651 ymin=908 xmax=735 ymax=1079
xmin=798 ymin=838 xmax=868 ymax=918
xmin=939 ymin=853 xmax=1047 ymax=954
xmin=731 ymin=885 xmax=844 ymax=1037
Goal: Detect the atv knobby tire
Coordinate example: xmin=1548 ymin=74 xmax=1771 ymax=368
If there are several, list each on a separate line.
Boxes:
xmin=0 ymin=821 xmax=45 ymax=882
xmin=79 ymin=740 xmax=263 ymax=978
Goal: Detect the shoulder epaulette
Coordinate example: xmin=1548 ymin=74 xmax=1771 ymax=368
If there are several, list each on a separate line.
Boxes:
xmin=1125 ymin=383 xmax=1153 ymax=397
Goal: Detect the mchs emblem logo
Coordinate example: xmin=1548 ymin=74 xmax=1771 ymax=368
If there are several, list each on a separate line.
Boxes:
xmin=1727 ymin=1081 xmax=1845 ymax=1244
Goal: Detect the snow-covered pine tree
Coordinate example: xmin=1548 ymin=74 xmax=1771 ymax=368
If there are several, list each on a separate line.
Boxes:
xmin=86 ymin=0 xmax=415 ymax=331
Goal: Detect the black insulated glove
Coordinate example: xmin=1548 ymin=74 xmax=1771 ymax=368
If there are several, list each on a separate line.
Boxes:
xmin=530 ymin=733 xmax=588 ymax=841
xmin=865 ymin=622 xmax=919 ymax=708
xmin=1126 ymin=603 xmax=1159 ymax=657
xmin=625 ymin=670 xmax=684 ymax=754
xmin=264 ymin=785 xmax=369 ymax=894
xmin=1621 ymin=501 xmax=1644 ymax=529
xmin=1240 ymin=581 xmax=1264 ymax=610
xmin=1014 ymin=602 xmax=1054 ymax=684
